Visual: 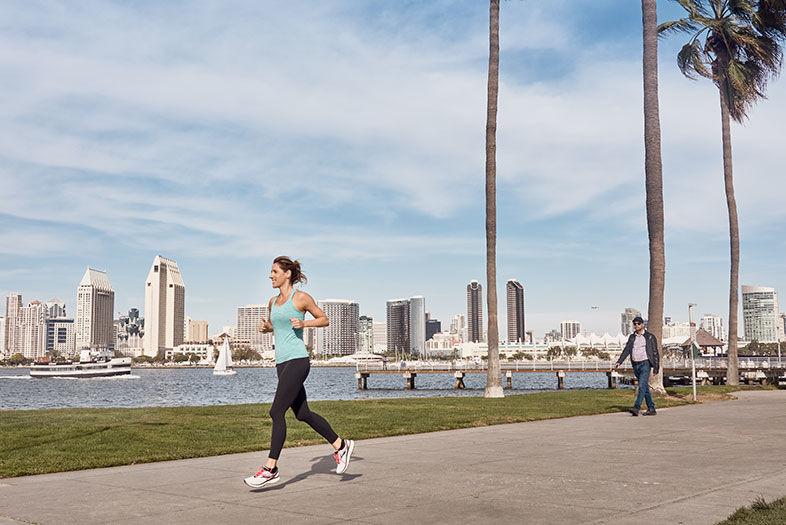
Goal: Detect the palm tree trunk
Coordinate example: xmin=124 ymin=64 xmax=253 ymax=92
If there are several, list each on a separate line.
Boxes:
xmin=719 ymin=81 xmax=740 ymax=386
xmin=642 ymin=0 xmax=666 ymax=394
xmin=485 ymin=0 xmax=503 ymax=398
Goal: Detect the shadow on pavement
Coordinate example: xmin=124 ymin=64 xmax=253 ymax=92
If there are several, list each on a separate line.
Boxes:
xmin=251 ymin=454 xmax=363 ymax=492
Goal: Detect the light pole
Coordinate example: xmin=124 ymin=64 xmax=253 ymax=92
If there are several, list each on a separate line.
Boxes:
xmin=688 ymin=303 xmax=698 ymax=402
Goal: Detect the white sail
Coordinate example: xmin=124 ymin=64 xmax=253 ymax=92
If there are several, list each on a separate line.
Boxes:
xmin=213 ymin=339 xmax=236 ymax=375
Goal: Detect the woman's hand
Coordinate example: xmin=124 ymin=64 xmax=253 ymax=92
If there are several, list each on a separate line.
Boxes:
xmin=258 ymin=320 xmax=273 ymax=333
xmin=290 ymin=318 xmax=306 ymax=329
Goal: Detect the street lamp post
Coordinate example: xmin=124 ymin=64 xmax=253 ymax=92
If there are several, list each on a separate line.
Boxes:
xmin=688 ymin=303 xmax=698 ymax=402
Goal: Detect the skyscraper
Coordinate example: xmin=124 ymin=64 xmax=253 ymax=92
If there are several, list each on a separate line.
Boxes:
xmin=75 ymin=268 xmax=115 ymax=350
xmin=45 ymin=299 xmax=67 ymax=319
xmin=316 ymin=300 xmax=360 ymax=356
xmin=426 ymin=319 xmax=441 ymax=341
xmin=373 ymin=321 xmax=386 ymax=352
xmin=560 ymin=320 xmax=581 ymax=340
xmin=236 ymin=305 xmax=272 ymax=353
xmin=386 ymin=298 xmax=410 ymax=355
xmin=188 ymin=319 xmax=209 ymax=343
xmin=506 ymin=279 xmax=525 ymax=343
xmin=19 ymin=300 xmax=47 ymax=359
xmin=467 ymin=280 xmax=483 ymax=343
xmin=409 ymin=296 xmax=426 ymax=357
xmin=4 ymin=293 xmax=22 ymax=355
xmin=621 ymin=307 xmax=642 ymax=336
xmin=359 ymin=315 xmax=374 ymax=353
xmin=700 ymin=314 xmax=726 ymax=342
xmin=0 ymin=316 xmax=4 ymax=357
xmin=742 ymin=285 xmax=779 ymax=342
xmin=143 ymin=255 xmax=186 ymax=357
xmin=46 ymin=318 xmax=75 ymax=356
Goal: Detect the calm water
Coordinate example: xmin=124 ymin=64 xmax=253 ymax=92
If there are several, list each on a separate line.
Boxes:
xmin=0 ymin=367 xmax=613 ymax=410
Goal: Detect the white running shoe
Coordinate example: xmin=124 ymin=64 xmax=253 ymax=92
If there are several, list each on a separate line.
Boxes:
xmin=243 ymin=466 xmax=280 ymax=488
xmin=333 ymin=439 xmax=355 ymax=475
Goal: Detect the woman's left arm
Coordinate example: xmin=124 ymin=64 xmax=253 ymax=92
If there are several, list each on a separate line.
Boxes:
xmin=290 ymin=292 xmax=329 ymax=329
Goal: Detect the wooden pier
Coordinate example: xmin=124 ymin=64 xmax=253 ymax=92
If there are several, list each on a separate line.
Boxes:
xmin=354 ymin=357 xmax=786 ymax=390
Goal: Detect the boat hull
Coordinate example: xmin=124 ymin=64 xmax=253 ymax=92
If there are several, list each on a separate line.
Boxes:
xmin=29 ymin=358 xmax=133 ymax=379
xmin=213 ymin=370 xmax=237 ymax=376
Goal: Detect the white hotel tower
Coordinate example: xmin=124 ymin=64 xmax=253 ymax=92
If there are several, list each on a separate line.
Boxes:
xmin=144 ymin=255 xmax=186 ymax=357
xmin=75 ymin=268 xmax=115 ymax=350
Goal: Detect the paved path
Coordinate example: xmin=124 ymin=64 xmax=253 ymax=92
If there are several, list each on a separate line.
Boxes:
xmin=1 ymin=390 xmax=784 ymax=524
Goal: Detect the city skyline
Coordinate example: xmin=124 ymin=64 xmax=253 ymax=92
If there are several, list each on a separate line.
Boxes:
xmin=1 ymin=2 xmax=784 ymax=340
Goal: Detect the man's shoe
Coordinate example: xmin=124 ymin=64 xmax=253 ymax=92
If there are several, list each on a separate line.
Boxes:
xmin=628 ymin=408 xmax=640 ymax=416
xmin=333 ymin=439 xmax=355 ymax=474
xmin=243 ymin=466 xmax=280 ymax=488
xmin=643 ymin=409 xmax=657 ymax=416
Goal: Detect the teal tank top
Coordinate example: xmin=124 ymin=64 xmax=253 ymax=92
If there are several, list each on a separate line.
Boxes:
xmin=270 ymin=289 xmax=309 ymax=364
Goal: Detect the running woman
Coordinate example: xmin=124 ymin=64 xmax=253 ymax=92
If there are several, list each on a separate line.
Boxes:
xmin=244 ymin=256 xmax=354 ymax=488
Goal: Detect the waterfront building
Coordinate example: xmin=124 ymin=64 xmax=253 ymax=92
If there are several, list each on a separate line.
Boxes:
xmin=372 ymin=321 xmax=386 ymax=352
xmin=115 ymin=308 xmax=144 ymax=356
xmin=0 ymin=316 xmax=4 ymax=357
xmin=386 ymin=298 xmax=410 ymax=355
xmin=409 ymin=296 xmax=426 ymax=357
xmin=143 ymin=255 xmax=186 ymax=357
xmin=46 ymin=318 xmax=75 ymax=356
xmin=621 ymin=307 xmax=642 ymax=336
xmin=236 ymin=305 xmax=272 ymax=353
xmin=75 ymin=268 xmax=115 ymax=350
xmin=700 ymin=314 xmax=726 ymax=342
xmin=4 ymin=293 xmax=22 ymax=355
xmin=560 ymin=321 xmax=581 ymax=341
xmin=359 ymin=315 xmax=374 ymax=353
xmin=426 ymin=319 xmax=441 ymax=341
xmin=663 ymin=322 xmax=691 ymax=339
xmin=168 ymin=342 xmax=215 ymax=363
xmin=467 ymin=281 xmax=483 ymax=343
xmin=316 ymin=300 xmax=360 ymax=356
xmin=187 ymin=319 xmax=209 ymax=343
xmin=742 ymin=285 xmax=780 ymax=342
xmin=506 ymin=279 xmax=525 ymax=343
xmin=19 ymin=300 xmax=48 ymax=359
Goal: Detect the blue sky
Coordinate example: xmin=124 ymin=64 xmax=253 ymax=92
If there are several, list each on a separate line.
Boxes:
xmin=1 ymin=1 xmax=784 ymax=336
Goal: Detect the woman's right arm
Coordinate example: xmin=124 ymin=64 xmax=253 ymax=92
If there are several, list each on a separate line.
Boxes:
xmin=258 ymin=298 xmax=274 ymax=333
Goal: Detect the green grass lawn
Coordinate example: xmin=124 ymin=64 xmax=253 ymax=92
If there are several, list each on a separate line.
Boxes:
xmin=717 ymin=496 xmax=786 ymax=525
xmin=0 ymin=386 xmax=766 ymax=478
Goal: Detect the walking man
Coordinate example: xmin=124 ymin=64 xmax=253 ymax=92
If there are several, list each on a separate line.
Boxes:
xmin=614 ymin=316 xmax=659 ymax=416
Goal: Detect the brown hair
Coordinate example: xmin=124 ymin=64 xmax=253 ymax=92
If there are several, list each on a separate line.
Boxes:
xmin=273 ymin=256 xmax=307 ymax=285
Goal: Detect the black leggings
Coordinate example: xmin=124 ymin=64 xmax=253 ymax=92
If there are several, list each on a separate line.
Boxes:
xmin=268 ymin=358 xmax=338 ymax=460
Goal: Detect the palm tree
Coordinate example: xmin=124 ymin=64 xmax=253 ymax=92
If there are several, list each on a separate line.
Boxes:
xmin=642 ymin=0 xmax=667 ymax=394
xmin=485 ymin=0 xmax=503 ymax=398
xmin=660 ymin=0 xmax=785 ymax=385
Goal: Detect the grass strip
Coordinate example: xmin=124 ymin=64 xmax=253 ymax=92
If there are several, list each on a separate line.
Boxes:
xmin=717 ymin=496 xmax=786 ymax=525
xmin=0 ymin=386 xmax=765 ymax=478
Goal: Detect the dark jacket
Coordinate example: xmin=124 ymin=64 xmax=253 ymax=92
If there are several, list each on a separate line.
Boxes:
xmin=616 ymin=331 xmax=660 ymax=373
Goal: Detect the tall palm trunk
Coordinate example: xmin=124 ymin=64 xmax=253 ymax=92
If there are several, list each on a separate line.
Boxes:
xmin=484 ymin=0 xmax=503 ymax=398
xmin=642 ymin=0 xmax=666 ymax=393
xmin=719 ymin=80 xmax=740 ymax=386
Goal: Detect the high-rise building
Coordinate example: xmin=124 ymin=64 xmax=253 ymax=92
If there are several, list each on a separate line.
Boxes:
xmin=4 ymin=293 xmax=22 ymax=355
xmin=75 ymin=268 xmax=115 ymax=350
xmin=700 ymin=314 xmax=726 ymax=342
xmin=386 ymin=298 xmax=410 ymax=355
xmin=780 ymin=313 xmax=786 ymax=341
xmin=426 ymin=319 xmax=441 ymax=341
xmin=506 ymin=279 xmax=525 ymax=343
xmin=359 ymin=315 xmax=374 ymax=353
xmin=0 ymin=316 xmax=4 ymax=356
xmin=115 ymin=308 xmax=144 ymax=355
xmin=372 ymin=321 xmax=386 ymax=352
xmin=316 ymin=300 xmax=360 ymax=356
xmin=621 ymin=307 xmax=642 ymax=336
xmin=45 ymin=298 xmax=67 ymax=319
xmin=409 ymin=296 xmax=426 ymax=357
xmin=742 ymin=285 xmax=779 ymax=342
xmin=19 ymin=301 xmax=48 ymax=359
xmin=188 ymin=319 xmax=209 ymax=343
xmin=560 ymin=320 xmax=581 ymax=340
xmin=467 ymin=281 xmax=483 ymax=343
xmin=449 ymin=314 xmax=466 ymax=341
xmin=143 ymin=255 xmax=186 ymax=357
xmin=236 ymin=305 xmax=272 ymax=353
xmin=46 ymin=318 xmax=75 ymax=356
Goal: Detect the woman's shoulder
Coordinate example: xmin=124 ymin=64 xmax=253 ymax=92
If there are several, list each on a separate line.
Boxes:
xmin=292 ymin=289 xmax=314 ymax=302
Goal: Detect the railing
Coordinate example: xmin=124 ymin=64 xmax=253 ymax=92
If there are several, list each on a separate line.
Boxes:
xmin=356 ymin=357 xmax=786 ymax=373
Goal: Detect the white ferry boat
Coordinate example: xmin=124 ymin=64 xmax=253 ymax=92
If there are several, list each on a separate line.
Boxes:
xmin=29 ymin=350 xmax=132 ymax=378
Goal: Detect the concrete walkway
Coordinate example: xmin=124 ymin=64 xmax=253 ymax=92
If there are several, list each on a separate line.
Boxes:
xmin=1 ymin=390 xmax=785 ymax=524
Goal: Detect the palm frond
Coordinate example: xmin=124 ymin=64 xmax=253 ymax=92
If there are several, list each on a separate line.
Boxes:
xmin=658 ymin=18 xmax=701 ymax=36
xmin=755 ymin=0 xmax=786 ymax=39
xmin=728 ymin=0 xmax=757 ymax=20
xmin=678 ymin=41 xmax=713 ymax=78
xmin=673 ymin=0 xmax=712 ymax=17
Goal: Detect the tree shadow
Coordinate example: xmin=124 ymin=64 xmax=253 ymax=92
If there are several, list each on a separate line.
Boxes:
xmin=250 ymin=453 xmax=363 ymax=492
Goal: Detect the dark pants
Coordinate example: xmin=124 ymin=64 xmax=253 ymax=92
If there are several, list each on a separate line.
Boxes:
xmin=633 ymin=360 xmax=656 ymax=411
xmin=268 ymin=358 xmax=338 ymax=460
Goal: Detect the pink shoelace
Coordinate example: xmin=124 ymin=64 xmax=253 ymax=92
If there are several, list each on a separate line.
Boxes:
xmin=333 ymin=451 xmax=341 ymax=464
xmin=255 ymin=467 xmax=274 ymax=478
